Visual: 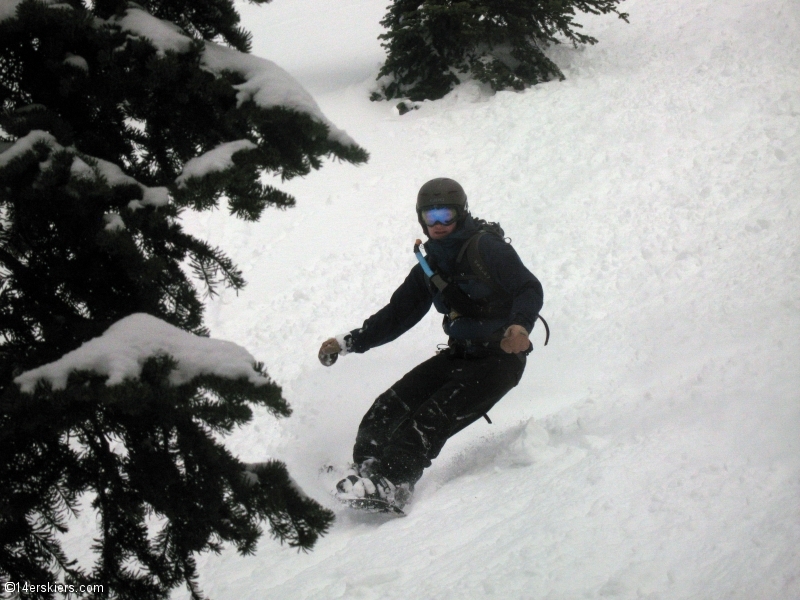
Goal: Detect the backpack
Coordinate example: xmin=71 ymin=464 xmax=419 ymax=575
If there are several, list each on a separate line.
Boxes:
xmin=451 ymin=220 xmax=550 ymax=345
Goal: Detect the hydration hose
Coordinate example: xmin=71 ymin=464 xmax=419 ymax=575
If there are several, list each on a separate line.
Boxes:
xmin=414 ymin=239 xmax=460 ymax=320
xmin=414 ymin=239 xmax=448 ymax=291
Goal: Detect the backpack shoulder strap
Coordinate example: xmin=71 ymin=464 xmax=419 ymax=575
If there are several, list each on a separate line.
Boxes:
xmin=457 ymin=229 xmax=551 ymax=346
xmin=456 ymin=230 xmax=505 ymax=294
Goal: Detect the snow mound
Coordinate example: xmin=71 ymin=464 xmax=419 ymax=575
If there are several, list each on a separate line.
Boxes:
xmin=15 ymin=313 xmax=268 ymax=392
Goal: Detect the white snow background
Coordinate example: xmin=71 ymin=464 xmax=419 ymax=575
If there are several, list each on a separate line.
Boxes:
xmin=44 ymin=0 xmax=800 ymax=597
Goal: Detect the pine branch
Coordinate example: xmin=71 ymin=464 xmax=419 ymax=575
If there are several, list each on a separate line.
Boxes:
xmin=183 ymin=236 xmax=246 ymax=297
xmin=2 ymin=2 xmax=351 ymax=595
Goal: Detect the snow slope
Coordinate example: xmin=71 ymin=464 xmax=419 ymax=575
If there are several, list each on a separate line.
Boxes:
xmin=176 ymin=0 xmax=800 ymax=598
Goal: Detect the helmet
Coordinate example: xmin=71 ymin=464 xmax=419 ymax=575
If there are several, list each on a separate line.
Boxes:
xmin=416 ymin=178 xmax=467 ymax=213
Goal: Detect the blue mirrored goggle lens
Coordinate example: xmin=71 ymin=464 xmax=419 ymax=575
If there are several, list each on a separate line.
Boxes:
xmin=421 ymin=206 xmax=459 ymax=227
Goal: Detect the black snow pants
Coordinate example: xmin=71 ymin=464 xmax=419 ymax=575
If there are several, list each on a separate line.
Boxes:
xmin=352 ymin=348 xmax=526 ymax=487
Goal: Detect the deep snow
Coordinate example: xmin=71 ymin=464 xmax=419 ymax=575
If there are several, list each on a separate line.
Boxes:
xmin=51 ymin=0 xmax=800 ymax=597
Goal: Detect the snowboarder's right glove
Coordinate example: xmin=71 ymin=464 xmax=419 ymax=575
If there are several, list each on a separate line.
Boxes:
xmin=500 ymin=324 xmax=531 ymax=354
xmin=318 ymin=333 xmax=353 ymax=366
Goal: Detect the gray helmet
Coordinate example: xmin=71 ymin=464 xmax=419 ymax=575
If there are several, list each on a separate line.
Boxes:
xmin=416 ymin=178 xmax=467 ymax=212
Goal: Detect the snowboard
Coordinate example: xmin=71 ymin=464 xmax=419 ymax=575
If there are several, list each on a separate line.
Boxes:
xmin=341 ymin=496 xmax=406 ymax=516
xmin=321 ymin=464 xmax=407 ymax=516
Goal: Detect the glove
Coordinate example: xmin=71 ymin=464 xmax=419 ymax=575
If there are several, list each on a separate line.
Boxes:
xmin=500 ymin=324 xmax=531 ymax=354
xmin=318 ymin=338 xmax=341 ymax=366
xmin=318 ymin=333 xmax=352 ymax=366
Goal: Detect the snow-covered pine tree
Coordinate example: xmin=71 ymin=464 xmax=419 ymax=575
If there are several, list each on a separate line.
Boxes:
xmin=0 ymin=1 xmax=367 ymax=598
xmin=372 ymin=0 xmax=628 ymax=103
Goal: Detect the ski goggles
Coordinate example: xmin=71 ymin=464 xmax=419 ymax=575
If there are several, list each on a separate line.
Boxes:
xmin=420 ymin=206 xmax=460 ymax=227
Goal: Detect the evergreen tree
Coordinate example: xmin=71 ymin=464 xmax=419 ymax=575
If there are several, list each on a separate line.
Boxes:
xmin=373 ymin=0 xmax=629 ymax=103
xmin=0 ymin=0 xmax=367 ymax=597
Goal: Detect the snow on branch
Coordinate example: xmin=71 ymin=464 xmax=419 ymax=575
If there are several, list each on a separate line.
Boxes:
xmin=175 ymin=139 xmax=257 ymax=187
xmin=201 ymin=42 xmax=357 ymax=147
xmin=106 ymin=5 xmax=357 ymax=148
xmin=0 ymin=129 xmax=58 ymax=168
xmin=15 ymin=313 xmax=269 ymax=393
xmin=111 ymin=6 xmax=193 ymax=55
xmin=63 ymin=53 xmax=89 ymax=71
xmin=0 ymin=130 xmax=170 ymax=220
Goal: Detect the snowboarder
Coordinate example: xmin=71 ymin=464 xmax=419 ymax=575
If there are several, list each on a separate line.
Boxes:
xmin=319 ymin=178 xmax=544 ymax=512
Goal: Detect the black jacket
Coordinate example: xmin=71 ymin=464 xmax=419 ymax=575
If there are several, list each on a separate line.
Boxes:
xmin=348 ymin=216 xmax=543 ymax=353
